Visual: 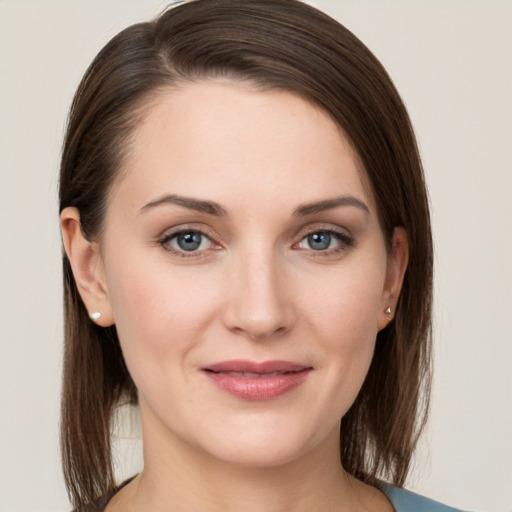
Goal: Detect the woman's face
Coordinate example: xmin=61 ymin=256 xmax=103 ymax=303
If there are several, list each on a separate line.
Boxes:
xmin=88 ymin=82 xmax=406 ymax=467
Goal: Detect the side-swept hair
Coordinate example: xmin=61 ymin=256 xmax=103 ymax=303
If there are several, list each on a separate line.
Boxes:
xmin=59 ymin=0 xmax=433 ymax=508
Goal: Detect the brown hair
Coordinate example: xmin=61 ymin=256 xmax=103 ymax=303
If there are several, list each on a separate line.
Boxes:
xmin=59 ymin=0 xmax=433 ymax=508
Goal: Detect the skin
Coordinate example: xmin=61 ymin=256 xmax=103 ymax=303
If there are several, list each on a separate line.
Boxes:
xmin=61 ymin=81 xmax=407 ymax=512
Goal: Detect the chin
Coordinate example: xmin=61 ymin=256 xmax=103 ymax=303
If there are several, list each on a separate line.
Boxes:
xmin=205 ymin=439 xmax=311 ymax=469
xmin=188 ymin=414 xmax=336 ymax=470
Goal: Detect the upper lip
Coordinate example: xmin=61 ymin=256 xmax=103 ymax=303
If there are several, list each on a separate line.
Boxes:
xmin=203 ymin=360 xmax=311 ymax=374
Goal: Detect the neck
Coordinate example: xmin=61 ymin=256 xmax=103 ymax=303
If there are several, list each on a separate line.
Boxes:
xmin=129 ymin=424 xmax=363 ymax=512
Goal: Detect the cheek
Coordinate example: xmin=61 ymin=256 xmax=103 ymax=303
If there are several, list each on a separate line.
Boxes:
xmin=302 ymin=259 xmax=386 ymax=403
xmin=304 ymin=258 xmax=386 ymax=345
xmin=105 ymin=256 xmax=221 ymax=372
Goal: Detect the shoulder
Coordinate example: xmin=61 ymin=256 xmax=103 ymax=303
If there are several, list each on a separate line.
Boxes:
xmin=70 ymin=497 xmax=109 ymax=512
xmin=379 ymin=484 xmax=470 ymax=512
xmin=71 ymin=476 xmax=137 ymax=512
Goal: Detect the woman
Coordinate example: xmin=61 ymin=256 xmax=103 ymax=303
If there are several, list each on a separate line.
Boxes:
xmin=59 ymin=0 xmax=461 ymax=510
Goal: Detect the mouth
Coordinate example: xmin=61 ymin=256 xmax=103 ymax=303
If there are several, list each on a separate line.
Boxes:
xmin=209 ymin=371 xmax=297 ymax=378
xmin=202 ymin=360 xmax=312 ymax=400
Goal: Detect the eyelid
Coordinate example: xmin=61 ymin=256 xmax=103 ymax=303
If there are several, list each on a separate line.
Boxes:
xmin=158 ymin=222 xmax=219 ymax=241
xmin=157 ymin=224 xmax=223 ymax=258
xmin=292 ymin=224 xmax=355 ymax=255
xmin=293 ymin=223 xmax=354 ymax=242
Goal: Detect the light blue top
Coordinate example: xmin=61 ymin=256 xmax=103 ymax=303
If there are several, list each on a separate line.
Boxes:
xmin=93 ymin=478 xmax=469 ymax=512
xmin=381 ymin=484 xmax=467 ymax=512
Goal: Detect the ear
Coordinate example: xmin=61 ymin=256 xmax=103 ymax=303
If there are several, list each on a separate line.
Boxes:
xmin=377 ymin=227 xmax=409 ymax=330
xmin=60 ymin=207 xmax=114 ymax=327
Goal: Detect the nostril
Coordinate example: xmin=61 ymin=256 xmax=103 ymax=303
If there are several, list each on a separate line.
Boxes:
xmin=223 ymin=310 xmax=294 ymax=341
xmin=220 ymin=259 xmax=296 ymax=339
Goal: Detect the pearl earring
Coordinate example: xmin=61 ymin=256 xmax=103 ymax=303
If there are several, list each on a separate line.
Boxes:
xmin=90 ymin=311 xmax=101 ymax=321
xmin=385 ymin=307 xmax=392 ymax=315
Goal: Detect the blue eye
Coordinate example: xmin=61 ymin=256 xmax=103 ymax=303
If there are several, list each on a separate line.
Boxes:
xmin=176 ymin=231 xmax=202 ymax=251
xmin=307 ymin=232 xmax=333 ymax=250
xmin=298 ymin=230 xmax=353 ymax=252
xmin=163 ymin=230 xmax=213 ymax=253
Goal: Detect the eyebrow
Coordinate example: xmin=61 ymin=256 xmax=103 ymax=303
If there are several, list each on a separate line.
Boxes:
xmin=139 ymin=194 xmax=227 ymax=217
xmin=139 ymin=193 xmax=369 ymax=218
xmin=293 ymin=196 xmax=370 ymax=217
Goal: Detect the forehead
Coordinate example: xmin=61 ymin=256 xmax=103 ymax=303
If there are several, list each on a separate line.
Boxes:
xmin=110 ymin=81 xmax=376 ymax=215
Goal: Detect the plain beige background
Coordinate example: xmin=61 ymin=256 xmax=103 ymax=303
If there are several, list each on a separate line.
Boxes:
xmin=0 ymin=1 xmax=511 ymax=511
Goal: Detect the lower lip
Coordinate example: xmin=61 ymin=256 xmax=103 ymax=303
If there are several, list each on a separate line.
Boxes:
xmin=204 ymin=369 xmax=311 ymax=400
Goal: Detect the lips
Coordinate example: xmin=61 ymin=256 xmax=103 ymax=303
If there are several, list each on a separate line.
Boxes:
xmin=202 ymin=360 xmax=312 ymax=400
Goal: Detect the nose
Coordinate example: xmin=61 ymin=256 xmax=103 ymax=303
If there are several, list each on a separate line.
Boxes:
xmin=221 ymin=247 xmax=296 ymax=341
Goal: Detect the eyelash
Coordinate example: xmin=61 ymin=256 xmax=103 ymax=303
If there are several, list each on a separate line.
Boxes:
xmin=158 ymin=227 xmax=220 ymax=259
xmin=294 ymin=228 xmax=354 ymax=257
xmin=157 ymin=226 xmax=354 ymax=259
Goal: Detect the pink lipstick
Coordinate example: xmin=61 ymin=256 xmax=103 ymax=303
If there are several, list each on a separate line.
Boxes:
xmin=202 ymin=360 xmax=312 ymax=400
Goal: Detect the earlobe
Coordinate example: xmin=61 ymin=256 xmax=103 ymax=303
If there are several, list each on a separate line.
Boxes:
xmin=377 ymin=227 xmax=409 ymax=330
xmin=60 ymin=207 xmax=114 ymax=327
